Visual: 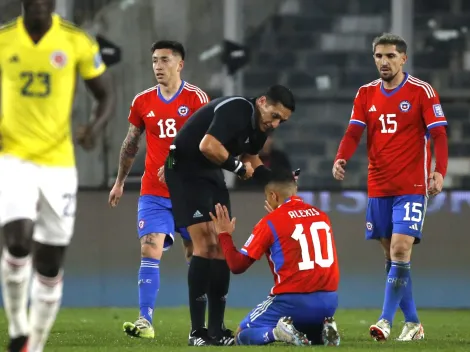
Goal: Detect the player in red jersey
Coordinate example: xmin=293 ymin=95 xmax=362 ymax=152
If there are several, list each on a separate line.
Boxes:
xmin=108 ymin=40 xmax=210 ymax=339
xmin=332 ymin=33 xmax=448 ymax=342
xmin=210 ymin=170 xmax=341 ymax=346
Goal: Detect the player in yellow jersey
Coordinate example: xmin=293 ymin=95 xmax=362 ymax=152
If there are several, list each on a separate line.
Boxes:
xmin=0 ymin=1 xmax=114 ymax=351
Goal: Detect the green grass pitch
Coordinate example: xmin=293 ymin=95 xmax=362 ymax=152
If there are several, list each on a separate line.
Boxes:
xmin=0 ymin=308 xmax=469 ymax=351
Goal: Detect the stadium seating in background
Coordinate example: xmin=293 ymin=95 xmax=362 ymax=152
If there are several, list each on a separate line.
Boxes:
xmin=243 ymin=0 xmax=470 ymax=189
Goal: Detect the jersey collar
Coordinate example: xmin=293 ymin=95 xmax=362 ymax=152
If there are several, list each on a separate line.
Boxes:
xmin=283 ymin=196 xmax=303 ymax=204
xmin=19 ymin=13 xmax=60 ymax=47
xmin=380 ymin=72 xmax=409 ymax=97
xmin=157 ymin=80 xmax=185 ymax=104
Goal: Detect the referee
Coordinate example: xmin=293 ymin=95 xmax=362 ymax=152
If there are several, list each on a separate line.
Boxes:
xmin=163 ymin=84 xmax=295 ymax=346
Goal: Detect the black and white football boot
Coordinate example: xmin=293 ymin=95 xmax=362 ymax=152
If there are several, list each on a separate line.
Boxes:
xmin=188 ymin=327 xmax=212 ymax=346
xmin=216 ymin=328 xmax=235 ymax=346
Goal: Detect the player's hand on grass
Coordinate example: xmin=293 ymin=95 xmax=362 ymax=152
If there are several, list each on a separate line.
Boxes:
xmin=76 ymin=124 xmax=97 ymax=151
xmin=109 ymin=183 xmax=124 ymax=207
xmin=209 ymin=203 xmax=236 ymax=235
xmin=158 ymin=165 xmax=165 ymax=184
xmin=428 ymin=171 xmax=443 ymax=196
xmin=240 ymin=162 xmax=254 ymax=180
xmin=332 ymin=159 xmax=347 ymax=180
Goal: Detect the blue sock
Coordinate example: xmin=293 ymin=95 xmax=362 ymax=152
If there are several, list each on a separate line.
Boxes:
xmin=385 ymin=259 xmax=419 ymax=323
xmin=236 ymin=328 xmax=276 ymax=345
xmin=399 ymin=275 xmax=419 ymax=323
xmin=380 ymin=261 xmax=410 ymax=326
xmin=138 ymin=258 xmax=160 ymax=324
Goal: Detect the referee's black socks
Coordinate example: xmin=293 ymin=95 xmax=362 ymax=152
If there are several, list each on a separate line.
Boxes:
xmin=188 ymin=256 xmax=210 ymax=331
xmin=208 ymin=259 xmax=231 ymax=338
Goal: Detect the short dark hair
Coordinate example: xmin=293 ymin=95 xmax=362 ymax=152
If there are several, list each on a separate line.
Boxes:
xmin=267 ymin=168 xmax=296 ymax=186
xmin=150 ymin=40 xmax=186 ymax=60
xmin=372 ymin=33 xmax=407 ymax=54
xmin=265 ymin=85 xmax=295 ymax=112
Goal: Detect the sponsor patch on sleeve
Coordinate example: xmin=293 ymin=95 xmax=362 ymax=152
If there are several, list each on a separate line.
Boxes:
xmin=433 ymin=104 xmax=444 ymax=117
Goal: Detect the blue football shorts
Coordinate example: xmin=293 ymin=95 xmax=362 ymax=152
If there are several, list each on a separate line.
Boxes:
xmin=137 ymin=195 xmax=191 ymax=250
xmin=365 ymin=194 xmax=427 ymax=242
xmin=239 ymin=291 xmax=338 ymax=330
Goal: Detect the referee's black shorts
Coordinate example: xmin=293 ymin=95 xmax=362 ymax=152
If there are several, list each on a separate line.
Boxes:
xmin=165 ymin=166 xmax=231 ymax=228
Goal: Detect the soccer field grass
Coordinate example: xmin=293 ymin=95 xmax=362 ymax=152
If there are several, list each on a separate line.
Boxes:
xmin=0 ymin=308 xmax=469 ymax=351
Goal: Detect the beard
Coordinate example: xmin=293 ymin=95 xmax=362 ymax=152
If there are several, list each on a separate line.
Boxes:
xmin=380 ymin=70 xmax=399 ymax=82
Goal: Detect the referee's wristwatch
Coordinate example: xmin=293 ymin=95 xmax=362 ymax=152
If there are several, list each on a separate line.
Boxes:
xmin=236 ymin=166 xmax=247 ymax=177
xmin=234 ymin=160 xmax=246 ymax=177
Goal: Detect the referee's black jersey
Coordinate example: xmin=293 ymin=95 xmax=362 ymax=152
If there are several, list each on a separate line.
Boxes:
xmin=172 ymin=96 xmax=267 ymax=170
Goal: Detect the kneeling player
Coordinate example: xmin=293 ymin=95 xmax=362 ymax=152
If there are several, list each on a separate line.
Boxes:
xmin=210 ymin=170 xmax=341 ymax=346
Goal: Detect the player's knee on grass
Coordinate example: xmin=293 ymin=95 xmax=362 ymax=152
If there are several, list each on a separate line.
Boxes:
xmin=390 ymin=234 xmax=414 ymax=261
xmin=33 ymin=242 xmax=67 ymax=277
xmin=3 ymin=219 xmax=35 ymax=257
xmin=140 ymin=233 xmax=165 ymax=259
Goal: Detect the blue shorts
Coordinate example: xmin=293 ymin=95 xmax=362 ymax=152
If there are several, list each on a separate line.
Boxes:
xmin=137 ymin=195 xmax=191 ymax=250
xmin=240 ymin=292 xmax=338 ymax=330
xmin=365 ymin=194 xmax=427 ymax=242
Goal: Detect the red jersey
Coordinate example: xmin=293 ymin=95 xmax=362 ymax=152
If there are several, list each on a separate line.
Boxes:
xmin=349 ymin=73 xmax=448 ymax=197
xmin=241 ymin=196 xmax=340 ymax=295
xmin=128 ymin=81 xmax=209 ymax=197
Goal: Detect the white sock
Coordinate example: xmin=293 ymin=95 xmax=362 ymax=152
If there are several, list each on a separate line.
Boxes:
xmin=0 ymin=248 xmax=32 ymax=338
xmin=28 ymin=271 xmax=63 ymax=352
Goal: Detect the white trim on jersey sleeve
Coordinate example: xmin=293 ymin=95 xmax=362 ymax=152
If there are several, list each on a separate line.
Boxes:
xmin=407 ymin=75 xmax=436 ymax=99
xmin=426 ymin=121 xmax=448 ymax=129
xmin=183 ymin=82 xmax=209 ymax=104
xmin=131 ymin=86 xmax=157 ymax=107
xmin=349 ymin=119 xmax=367 ymax=126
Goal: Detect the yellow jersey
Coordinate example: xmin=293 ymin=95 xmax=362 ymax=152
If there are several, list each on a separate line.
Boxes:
xmin=0 ymin=14 xmax=106 ymax=166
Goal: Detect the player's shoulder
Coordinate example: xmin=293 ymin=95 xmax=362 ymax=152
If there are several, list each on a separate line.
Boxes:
xmin=264 ymin=206 xmax=295 ymax=228
xmin=298 ymin=202 xmax=328 ymax=218
xmin=253 ymin=213 xmax=277 ymax=234
xmin=57 ymin=16 xmax=98 ymax=46
xmin=182 ymin=81 xmax=210 ymax=104
xmin=356 ymin=79 xmax=381 ymax=95
xmin=291 ymin=201 xmax=331 ymax=223
xmin=0 ymin=18 xmax=20 ymax=40
xmin=405 ymin=74 xmax=438 ymax=98
xmin=214 ymin=96 xmax=255 ymax=113
xmin=131 ymin=86 xmax=158 ymax=107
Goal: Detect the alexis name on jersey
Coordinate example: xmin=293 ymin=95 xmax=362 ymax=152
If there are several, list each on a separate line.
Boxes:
xmin=288 ymin=207 xmax=320 ymax=219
